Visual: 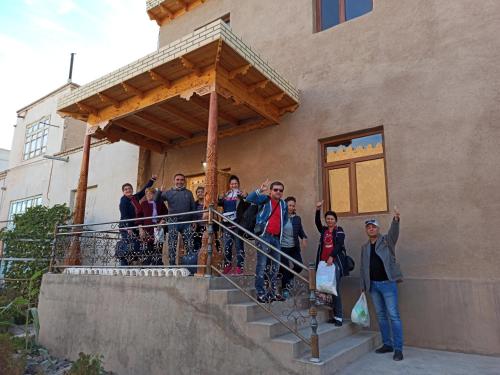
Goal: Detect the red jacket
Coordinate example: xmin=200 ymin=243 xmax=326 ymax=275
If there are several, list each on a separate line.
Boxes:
xmin=138 ymin=200 xmax=168 ymax=236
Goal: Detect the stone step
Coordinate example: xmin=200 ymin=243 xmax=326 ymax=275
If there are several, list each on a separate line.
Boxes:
xmin=208 ymin=275 xmax=255 ymax=290
xmin=270 ymin=321 xmax=360 ymax=360
xmin=296 ymin=331 xmax=381 ymax=375
xmin=247 ymin=309 xmax=330 ymax=339
xmin=209 ymin=288 xmax=256 ymax=304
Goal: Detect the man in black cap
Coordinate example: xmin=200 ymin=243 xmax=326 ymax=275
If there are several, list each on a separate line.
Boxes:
xmin=359 ymin=207 xmax=404 ymax=361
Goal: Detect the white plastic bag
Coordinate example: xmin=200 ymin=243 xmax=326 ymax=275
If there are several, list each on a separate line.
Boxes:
xmin=316 ymin=261 xmax=337 ymax=296
xmin=154 ymin=226 xmax=165 ymax=244
xmin=351 ymin=292 xmax=370 ymax=327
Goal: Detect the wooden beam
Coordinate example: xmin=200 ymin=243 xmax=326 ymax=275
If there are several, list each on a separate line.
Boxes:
xmin=57 ymin=110 xmax=89 ymax=121
xmin=178 ymin=0 xmax=188 ymax=11
xmin=137 ymin=147 xmax=151 ymax=190
xmin=157 ymin=103 xmax=206 ymax=130
xmin=248 ymin=79 xmax=269 ymax=93
xmin=264 ymin=92 xmax=285 ymax=104
xmin=134 ymin=112 xmax=193 ymax=139
xmin=216 ymin=68 xmax=281 ymax=123
xmin=180 ymin=57 xmax=201 ymax=77
xmin=160 ymin=4 xmax=174 ymax=19
xmin=105 ymin=127 xmax=165 ymax=153
xmin=121 ymin=82 xmax=144 ymax=98
xmin=189 ymin=95 xmax=239 ymax=127
xmin=148 ymin=70 xmax=172 ymax=88
xmin=174 ymin=118 xmax=274 ymax=148
xmin=97 ymin=93 xmax=120 ymax=108
xmin=87 ymin=68 xmax=215 ymax=125
xmin=229 ymin=64 xmax=251 ymax=80
xmin=76 ymin=102 xmax=97 ymax=116
xmin=115 ymin=119 xmax=172 ymax=145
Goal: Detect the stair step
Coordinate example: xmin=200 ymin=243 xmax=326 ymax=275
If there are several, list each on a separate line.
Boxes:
xmin=209 ymin=288 xmax=256 ymax=304
xmin=208 ymin=275 xmax=255 ymax=290
xmin=296 ymin=331 xmax=381 ymax=375
xmin=270 ymin=321 xmax=359 ymax=359
xmin=248 ymin=309 xmax=330 ymax=338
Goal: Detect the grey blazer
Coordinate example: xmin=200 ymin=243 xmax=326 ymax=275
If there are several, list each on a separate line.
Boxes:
xmin=359 ymin=219 xmax=403 ymax=291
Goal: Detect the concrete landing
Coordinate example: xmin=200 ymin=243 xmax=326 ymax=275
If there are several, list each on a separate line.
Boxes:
xmin=339 ymin=347 xmax=500 ymax=375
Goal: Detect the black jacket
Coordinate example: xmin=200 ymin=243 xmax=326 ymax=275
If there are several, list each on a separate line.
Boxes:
xmin=287 ymin=215 xmax=308 ymax=248
xmin=314 ymin=210 xmax=346 ymax=274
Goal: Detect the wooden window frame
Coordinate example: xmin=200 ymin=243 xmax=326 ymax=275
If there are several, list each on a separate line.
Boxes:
xmin=315 ymin=0 xmax=372 ymax=32
xmin=320 ymin=127 xmax=389 ymax=217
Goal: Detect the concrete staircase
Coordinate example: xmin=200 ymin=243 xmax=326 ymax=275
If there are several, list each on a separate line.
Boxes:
xmin=208 ymin=276 xmax=380 ymax=375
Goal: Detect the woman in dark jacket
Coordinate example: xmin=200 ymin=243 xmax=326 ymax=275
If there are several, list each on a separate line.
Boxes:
xmin=138 ymin=187 xmax=168 ymax=265
xmin=315 ymin=201 xmax=345 ymax=326
xmin=117 ymin=175 xmax=157 ymax=265
xmin=280 ymin=196 xmax=307 ymax=298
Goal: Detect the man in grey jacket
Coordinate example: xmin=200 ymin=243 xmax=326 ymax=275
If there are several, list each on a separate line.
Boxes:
xmin=359 ymin=208 xmax=404 ymax=361
xmin=157 ymin=174 xmax=196 ymax=265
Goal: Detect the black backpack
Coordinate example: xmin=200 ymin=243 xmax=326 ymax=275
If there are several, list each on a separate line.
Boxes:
xmin=236 ymin=201 xmax=258 ymax=237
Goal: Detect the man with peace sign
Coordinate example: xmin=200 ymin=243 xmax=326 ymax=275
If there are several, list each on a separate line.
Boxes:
xmin=246 ymin=179 xmax=288 ymax=303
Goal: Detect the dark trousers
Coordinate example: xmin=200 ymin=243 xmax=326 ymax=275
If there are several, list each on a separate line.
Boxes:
xmin=331 ymin=263 xmax=343 ymax=321
xmin=280 ymin=245 xmax=303 ymax=291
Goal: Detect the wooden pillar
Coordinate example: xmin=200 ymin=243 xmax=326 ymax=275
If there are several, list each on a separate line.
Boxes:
xmin=136 ymin=147 xmax=151 ymax=190
xmin=67 ymin=133 xmax=91 ymax=265
xmin=197 ymin=91 xmax=220 ymax=275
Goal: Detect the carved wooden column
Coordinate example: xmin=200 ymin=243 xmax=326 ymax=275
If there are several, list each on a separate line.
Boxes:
xmin=67 ymin=132 xmax=91 ymax=265
xmin=197 ymin=91 xmax=221 ymax=275
xmin=136 ymin=147 xmax=151 ymax=190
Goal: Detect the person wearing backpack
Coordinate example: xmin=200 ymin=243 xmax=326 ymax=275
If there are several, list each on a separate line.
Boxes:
xmin=315 ymin=201 xmax=345 ymax=326
xmin=246 ymin=179 xmax=288 ymax=303
xmin=359 ymin=208 xmax=404 ymax=361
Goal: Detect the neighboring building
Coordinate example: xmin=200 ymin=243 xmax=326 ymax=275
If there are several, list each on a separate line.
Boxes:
xmin=0 ymin=83 xmax=140 ymax=226
xmin=54 ymin=0 xmax=500 ymax=358
xmin=0 ymin=149 xmax=9 ymax=172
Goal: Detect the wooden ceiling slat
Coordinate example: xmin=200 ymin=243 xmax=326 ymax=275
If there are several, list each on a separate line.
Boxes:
xmin=134 ymin=112 xmax=193 ymax=139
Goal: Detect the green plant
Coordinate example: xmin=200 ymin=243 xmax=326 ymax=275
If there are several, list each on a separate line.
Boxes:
xmin=0 ymin=333 xmax=25 ymax=375
xmin=68 ymin=352 xmax=104 ymax=375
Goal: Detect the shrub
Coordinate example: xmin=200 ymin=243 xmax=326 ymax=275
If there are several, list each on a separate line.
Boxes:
xmin=0 ymin=333 xmax=25 ymax=375
xmin=68 ymin=352 xmax=104 ymax=375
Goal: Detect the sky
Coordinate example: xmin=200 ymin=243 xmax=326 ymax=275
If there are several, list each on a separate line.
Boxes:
xmin=0 ymin=0 xmax=159 ymax=150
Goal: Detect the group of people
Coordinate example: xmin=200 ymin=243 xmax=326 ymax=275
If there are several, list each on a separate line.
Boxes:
xmin=118 ymin=174 xmax=405 ymax=361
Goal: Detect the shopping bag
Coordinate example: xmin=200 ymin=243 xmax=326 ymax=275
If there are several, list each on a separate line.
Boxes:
xmin=351 ymin=292 xmax=370 ymax=327
xmin=316 ymin=261 xmax=337 ymax=296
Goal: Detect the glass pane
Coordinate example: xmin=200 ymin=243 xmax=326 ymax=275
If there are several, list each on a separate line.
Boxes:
xmin=321 ymin=0 xmax=340 ymax=30
xmin=24 ymin=142 xmax=30 ymax=153
xmin=346 ymin=0 xmax=373 ymax=21
xmin=37 ymin=197 xmax=42 ymax=205
xmin=36 ymin=137 xmax=42 ymax=149
xmin=42 ymin=134 xmax=48 ymax=146
xmin=325 ymin=133 xmax=383 ymax=163
xmin=356 ymin=158 xmax=387 ymax=213
xmin=328 ymin=168 xmax=350 ymax=213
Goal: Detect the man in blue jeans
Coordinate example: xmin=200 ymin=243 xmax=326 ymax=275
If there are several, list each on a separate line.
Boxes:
xmin=359 ymin=207 xmax=404 ymax=361
xmin=156 ymin=174 xmax=196 ymax=265
xmin=246 ymin=179 xmax=288 ymax=303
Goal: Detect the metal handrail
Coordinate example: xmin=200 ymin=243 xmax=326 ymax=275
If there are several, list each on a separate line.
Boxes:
xmin=213 ymin=218 xmax=308 ymax=284
xmin=57 ymin=210 xmax=208 ymax=229
xmin=210 ymin=208 xmax=309 ymax=273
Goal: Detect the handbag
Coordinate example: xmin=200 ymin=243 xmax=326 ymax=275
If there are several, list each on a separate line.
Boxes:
xmin=254 ymin=199 xmax=280 ymax=236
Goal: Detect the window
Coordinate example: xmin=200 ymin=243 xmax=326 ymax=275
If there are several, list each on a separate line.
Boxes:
xmin=316 ymin=0 xmax=372 ymax=31
xmin=321 ymin=128 xmax=388 ymax=216
xmin=8 ymin=195 xmax=43 ymax=222
xmin=23 ymin=116 xmax=50 ymax=160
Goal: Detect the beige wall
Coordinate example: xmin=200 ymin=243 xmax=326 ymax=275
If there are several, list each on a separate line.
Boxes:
xmin=150 ymin=0 xmax=500 ymax=355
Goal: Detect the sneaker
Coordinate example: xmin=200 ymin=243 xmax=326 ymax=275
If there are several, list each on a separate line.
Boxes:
xmin=223 ymin=265 xmax=232 ymax=274
xmin=375 ymin=345 xmax=394 ymax=354
xmin=326 ymin=318 xmax=343 ymax=326
xmin=282 ymin=290 xmax=290 ymax=299
xmin=256 ymin=295 xmax=270 ymax=304
xmin=393 ymin=350 xmax=403 ymax=361
xmin=234 ymin=266 xmax=243 ymax=275
xmin=274 ymin=294 xmax=286 ymax=302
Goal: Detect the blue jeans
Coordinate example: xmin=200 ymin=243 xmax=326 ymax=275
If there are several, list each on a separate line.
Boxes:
xmin=223 ymin=228 xmax=245 ymax=268
xmin=167 ymin=223 xmax=194 ymax=266
xmin=255 ymin=233 xmax=281 ymax=297
xmin=370 ymin=280 xmax=404 ymax=351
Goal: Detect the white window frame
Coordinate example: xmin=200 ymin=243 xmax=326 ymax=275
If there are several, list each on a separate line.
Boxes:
xmin=8 ymin=195 xmax=43 ymax=222
xmin=23 ymin=116 xmax=50 ymax=160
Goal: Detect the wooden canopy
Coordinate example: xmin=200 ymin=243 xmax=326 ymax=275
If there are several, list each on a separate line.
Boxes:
xmin=146 ymin=0 xmax=207 ymax=26
xmin=57 ymin=20 xmax=299 ymax=153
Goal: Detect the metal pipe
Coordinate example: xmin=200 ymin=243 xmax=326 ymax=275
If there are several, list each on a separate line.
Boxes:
xmin=68 ymin=52 xmax=75 ymax=82
xmin=57 ymin=210 xmax=208 ymax=228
